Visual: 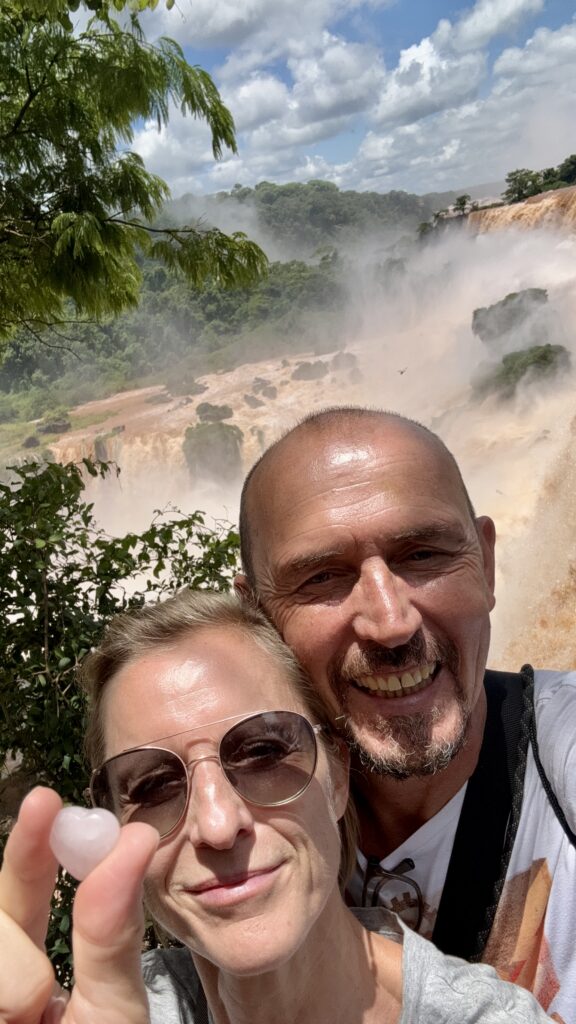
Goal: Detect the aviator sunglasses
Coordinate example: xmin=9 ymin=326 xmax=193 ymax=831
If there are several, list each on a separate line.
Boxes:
xmin=89 ymin=710 xmax=322 ymax=839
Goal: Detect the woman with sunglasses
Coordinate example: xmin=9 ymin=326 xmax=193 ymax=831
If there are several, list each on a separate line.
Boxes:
xmin=1 ymin=590 xmax=554 ymax=1024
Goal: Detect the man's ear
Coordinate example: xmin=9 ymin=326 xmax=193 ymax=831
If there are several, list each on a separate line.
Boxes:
xmin=475 ymin=515 xmax=496 ymax=609
xmin=234 ymin=572 xmax=257 ymax=604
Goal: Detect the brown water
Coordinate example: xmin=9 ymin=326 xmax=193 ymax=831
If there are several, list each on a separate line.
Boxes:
xmin=49 ymin=217 xmax=576 ymax=675
xmin=469 ymin=186 xmax=576 ymax=234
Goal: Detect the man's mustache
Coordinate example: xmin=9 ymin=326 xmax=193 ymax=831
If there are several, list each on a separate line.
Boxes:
xmin=337 ymin=633 xmax=454 ymax=680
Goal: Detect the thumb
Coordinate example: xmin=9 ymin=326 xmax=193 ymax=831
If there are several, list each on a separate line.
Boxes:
xmin=69 ymin=822 xmax=159 ymax=1024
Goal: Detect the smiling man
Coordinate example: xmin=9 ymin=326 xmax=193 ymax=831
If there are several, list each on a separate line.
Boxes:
xmin=235 ymin=406 xmax=576 ymax=1023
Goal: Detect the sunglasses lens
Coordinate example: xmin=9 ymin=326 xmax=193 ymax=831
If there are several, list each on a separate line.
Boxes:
xmin=220 ymin=711 xmax=318 ymax=806
xmin=91 ymin=748 xmax=188 ymax=837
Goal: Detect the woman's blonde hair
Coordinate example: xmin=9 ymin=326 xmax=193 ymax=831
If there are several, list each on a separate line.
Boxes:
xmin=79 ymin=588 xmax=357 ymax=884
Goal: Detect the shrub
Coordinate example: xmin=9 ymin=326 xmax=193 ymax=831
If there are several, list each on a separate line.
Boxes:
xmin=196 ymin=401 xmax=234 ymax=423
xmin=474 ymin=344 xmax=571 ymax=399
xmin=183 ymin=422 xmax=244 ymax=483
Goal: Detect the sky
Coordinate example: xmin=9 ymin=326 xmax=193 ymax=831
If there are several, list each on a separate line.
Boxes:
xmin=129 ymin=0 xmax=576 ymax=198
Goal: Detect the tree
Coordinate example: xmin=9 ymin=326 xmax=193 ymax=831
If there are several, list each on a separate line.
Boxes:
xmin=0 ymin=0 xmax=268 ymax=345
xmin=502 ymin=169 xmax=543 ymax=204
xmin=0 ymin=456 xmax=241 ymax=980
xmin=555 ymin=154 xmax=576 ymax=186
xmin=453 ymin=194 xmax=471 ymax=214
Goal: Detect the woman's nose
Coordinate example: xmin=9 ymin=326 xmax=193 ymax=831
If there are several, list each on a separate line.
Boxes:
xmin=349 ymin=558 xmax=422 ymax=648
xmin=184 ymin=758 xmax=255 ymax=849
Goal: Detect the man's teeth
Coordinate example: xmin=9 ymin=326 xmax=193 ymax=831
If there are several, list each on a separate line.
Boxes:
xmin=357 ymin=662 xmax=436 ymax=695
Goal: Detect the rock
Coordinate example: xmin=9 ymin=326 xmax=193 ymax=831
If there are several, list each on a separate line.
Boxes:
xmin=291 ymin=361 xmax=329 ymax=381
xmin=196 ymin=402 xmax=234 ymax=423
xmin=472 ymin=289 xmax=548 ymax=346
xmin=244 ymin=394 xmax=265 ymax=408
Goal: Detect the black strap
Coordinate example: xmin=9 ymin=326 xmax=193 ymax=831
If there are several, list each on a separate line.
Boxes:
xmin=524 ymin=666 xmax=576 ymax=847
xmin=432 ymin=667 xmax=532 ymax=961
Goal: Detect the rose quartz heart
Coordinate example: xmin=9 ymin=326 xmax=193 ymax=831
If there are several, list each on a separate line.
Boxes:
xmin=49 ymin=806 xmax=120 ymax=880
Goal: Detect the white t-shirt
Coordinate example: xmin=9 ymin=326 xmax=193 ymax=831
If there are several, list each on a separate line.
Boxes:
xmin=348 ymin=670 xmax=576 ymax=1024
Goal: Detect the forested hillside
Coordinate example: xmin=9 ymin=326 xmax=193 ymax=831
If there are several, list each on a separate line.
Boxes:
xmin=166 ymin=179 xmax=456 ymax=254
xmin=0 ymin=179 xmax=445 ymax=435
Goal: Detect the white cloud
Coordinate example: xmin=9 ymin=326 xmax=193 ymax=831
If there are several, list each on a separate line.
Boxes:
xmin=125 ymin=4 xmax=576 ymax=199
xmin=494 ymin=22 xmax=576 ymax=77
xmin=132 ymin=113 xmax=216 ymax=184
xmin=452 ymin=0 xmax=545 ymax=52
xmin=371 ymin=38 xmax=486 ymax=127
xmin=141 ymin=0 xmax=393 ymax=58
xmin=353 ymin=20 xmax=576 ymax=195
xmin=289 ymin=33 xmax=386 ymax=123
xmin=221 ymin=75 xmax=289 ymax=133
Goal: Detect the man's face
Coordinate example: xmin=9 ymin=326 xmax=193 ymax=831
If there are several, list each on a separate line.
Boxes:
xmin=243 ymin=421 xmax=496 ymax=778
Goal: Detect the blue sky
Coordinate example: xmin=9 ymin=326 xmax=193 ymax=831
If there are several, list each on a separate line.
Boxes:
xmin=130 ymin=0 xmax=576 ymax=197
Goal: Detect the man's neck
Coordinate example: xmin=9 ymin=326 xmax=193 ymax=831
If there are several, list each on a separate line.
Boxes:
xmin=353 ymin=692 xmax=487 ymax=859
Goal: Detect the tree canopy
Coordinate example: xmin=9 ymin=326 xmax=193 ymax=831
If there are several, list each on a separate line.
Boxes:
xmin=0 ymin=0 xmax=267 ymax=345
xmin=502 ymin=154 xmax=576 ymax=204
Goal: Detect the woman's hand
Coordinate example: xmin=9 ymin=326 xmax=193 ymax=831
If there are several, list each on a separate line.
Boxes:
xmin=0 ymin=787 xmax=159 ymax=1024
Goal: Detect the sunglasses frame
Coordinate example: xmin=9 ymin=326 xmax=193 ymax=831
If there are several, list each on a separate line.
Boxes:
xmin=88 ymin=710 xmax=323 ymax=840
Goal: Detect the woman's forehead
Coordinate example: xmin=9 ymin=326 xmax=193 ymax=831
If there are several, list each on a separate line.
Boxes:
xmin=101 ymin=626 xmax=304 ymax=752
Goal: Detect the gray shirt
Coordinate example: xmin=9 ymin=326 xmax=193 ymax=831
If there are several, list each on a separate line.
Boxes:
xmin=142 ymin=909 xmax=554 ymax=1023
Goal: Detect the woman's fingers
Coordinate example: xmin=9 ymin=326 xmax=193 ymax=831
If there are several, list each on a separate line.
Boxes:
xmin=0 ymin=787 xmax=61 ymax=948
xmin=1 ymin=790 xmax=159 ymax=1024
xmin=0 ymin=908 xmax=55 ymax=1024
xmin=70 ymin=822 xmax=159 ymax=1023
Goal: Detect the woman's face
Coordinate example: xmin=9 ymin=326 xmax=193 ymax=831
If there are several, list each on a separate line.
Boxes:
xmin=101 ymin=626 xmax=348 ymax=975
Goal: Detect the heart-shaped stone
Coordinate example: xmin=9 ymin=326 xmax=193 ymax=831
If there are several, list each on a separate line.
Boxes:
xmin=49 ymin=806 xmax=121 ymax=880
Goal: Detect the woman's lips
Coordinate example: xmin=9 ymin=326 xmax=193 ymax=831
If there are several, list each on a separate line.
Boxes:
xmin=186 ymin=864 xmax=283 ymax=907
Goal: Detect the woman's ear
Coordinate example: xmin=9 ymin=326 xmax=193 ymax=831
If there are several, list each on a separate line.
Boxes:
xmin=330 ymin=737 xmax=350 ymax=821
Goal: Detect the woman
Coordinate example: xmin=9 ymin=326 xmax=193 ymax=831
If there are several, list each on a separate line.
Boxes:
xmin=0 ymin=590 xmax=554 ymax=1024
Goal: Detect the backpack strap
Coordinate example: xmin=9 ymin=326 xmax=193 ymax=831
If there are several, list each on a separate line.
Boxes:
xmin=523 ymin=664 xmax=576 ymax=847
xmin=432 ymin=667 xmax=532 ymax=961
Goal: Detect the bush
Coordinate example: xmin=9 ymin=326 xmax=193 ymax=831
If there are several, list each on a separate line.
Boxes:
xmin=472 ymin=289 xmax=548 ymax=345
xmin=0 ymin=459 xmax=240 ymax=984
xmin=291 ymin=360 xmax=329 ymax=381
xmin=474 ymin=344 xmax=571 ymax=399
xmin=183 ymin=422 xmax=244 ymax=483
xmin=196 ymin=401 xmax=234 ymax=423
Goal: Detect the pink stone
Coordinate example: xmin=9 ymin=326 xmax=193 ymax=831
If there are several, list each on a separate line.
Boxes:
xmin=49 ymin=806 xmax=121 ymax=880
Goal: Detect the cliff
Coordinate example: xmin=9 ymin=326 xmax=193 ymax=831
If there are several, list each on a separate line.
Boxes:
xmin=469 ymin=186 xmax=576 ymax=233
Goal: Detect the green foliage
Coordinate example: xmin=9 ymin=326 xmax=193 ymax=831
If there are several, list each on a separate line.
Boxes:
xmin=0 ymin=1 xmax=267 ymax=344
xmin=501 ymin=154 xmax=576 ymax=204
xmin=0 ymin=258 xmax=348 ymax=422
xmin=0 ymin=457 xmax=240 ymax=982
xmin=453 ymin=194 xmax=471 ymax=214
xmin=475 ymin=344 xmax=571 ymax=400
xmin=555 ymin=154 xmax=576 ymax=186
xmin=183 ymin=422 xmax=244 ymax=484
xmin=502 ymin=169 xmax=543 ymax=203
xmin=196 ymin=402 xmax=234 ymax=423
xmin=291 ymin=360 xmax=329 ymax=381
xmin=472 ymin=288 xmax=548 ymax=345
xmin=172 ymin=179 xmax=445 ymax=255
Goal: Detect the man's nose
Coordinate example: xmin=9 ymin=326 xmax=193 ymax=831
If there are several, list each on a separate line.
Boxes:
xmin=184 ymin=759 xmax=255 ymax=849
xmin=348 ymin=558 xmax=422 ymax=648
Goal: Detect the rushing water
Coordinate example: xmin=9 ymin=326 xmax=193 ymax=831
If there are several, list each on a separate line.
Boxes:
xmin=50 ymin=203 xmax=576 ymax=673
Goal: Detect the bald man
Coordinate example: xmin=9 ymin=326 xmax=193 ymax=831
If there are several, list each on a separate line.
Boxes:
xmin=235 ymin=407 xmax=576 ymax=1022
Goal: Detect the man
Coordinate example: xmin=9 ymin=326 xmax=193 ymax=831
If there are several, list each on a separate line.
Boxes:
xmin=235 ymin=406 xmax=576 ymax=1023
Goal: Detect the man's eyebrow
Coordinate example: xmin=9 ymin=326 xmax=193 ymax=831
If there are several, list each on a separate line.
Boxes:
xmin=275 ymin=548 xmax=347 ymax=579
xmin=274 ymin=523 xmax=467 ymax=580
xmin=391 ymin=523 xmax=467 ymax=543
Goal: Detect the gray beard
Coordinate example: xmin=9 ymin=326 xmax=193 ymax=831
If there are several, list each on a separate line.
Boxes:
xmin=346 ymin=699 xmax=471 ymax=780
xmin=329 ymin=634 xmax=470 ymax=780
